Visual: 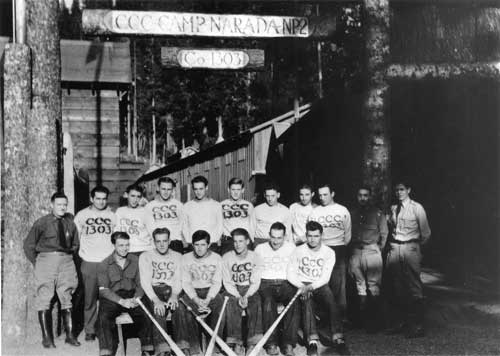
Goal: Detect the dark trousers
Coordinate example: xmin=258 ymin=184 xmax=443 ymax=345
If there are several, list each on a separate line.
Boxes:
xmin=301 ymin=284 xmax=343 ymax=343
xmin=144 ymin=284 xmax=191 ymax=353
xmin=182 ymin=288 xmax=225 ymax=352
xmin=259 ymin=280 xmax=299 ymax=347
xmin=81 ymin=260 xmax=99 ymax=335
xmin=329 ymin=246 xmax=347 ymax=315
xmin=226 ymin=285 xmax=263 ymax=346
xmin=97 ymin=290 xmax=153 ymax=356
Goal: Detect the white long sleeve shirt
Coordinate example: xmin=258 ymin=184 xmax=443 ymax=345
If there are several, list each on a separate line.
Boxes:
xmin=255 ymin=241 xmax=296 ymax=280
xmin=183 ymin=199 xmax=223 ymax=244
xmin=289 ymin=202 xmax=315 ymax=244
xmin=75 ymin=206 xmax=116 ymax=262
xmin=222 ymin=250 xmax=262 ymax=298
xmin=139 ymin=249 xmax=183 ymax=300
xmin=144 ymin=197 xmax=185 ymax=241
xmin=221 ymin=198 xmax=254 ymax=237
xmin=308 ymin=203 xmax=351 ymax=247
xmin=181 ymin=251 xmax=222 ymax=300
xmin=251 ymin=203 xmax=292 ymax=241
xmin=115 ymin=206 xmax=152 ymax=253
xmin=287 ymin=244 xmax=336 ymax=290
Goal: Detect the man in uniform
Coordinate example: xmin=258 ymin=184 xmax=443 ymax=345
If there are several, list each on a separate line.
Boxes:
xmin=182 ymin=230 xmax=225 ymax=355
xmin=287 ymin=221 xmax=348 ymax=356
xmin=222 ymin=228 xmax=263 ymax=356
xmin=386 ymin=181 xmax=431 ymax=338
xmin=97 ymin=231 xmax=153 ymax=356
xmin=289 ymin=184 xmax=316 ymax=245
xmin=251 ymin=183 xmax=292 ymax=245
xmin=145 ymin=177 xmax=185 ymax=254
xmin=220 ymin=178 xmax=254 ymax=254
xmin=116 ymin=184 xmax=152 ymax=255
xmin=139 ymin=228 xmax=192 ymax=356
xmin=74 ymin=186 xmax=116 ymax=341
xmin=183 ymin=176 xmax=223 ymax=253
xmin=349 ymin=187 xmax=388 ymax=331
xmin=308 ymin=184 xmax=351 ymax=323
xmin=24 ymin=192 xmax=81 ymax=348
xmin=255 ymin=223 xmax=298 ymax=356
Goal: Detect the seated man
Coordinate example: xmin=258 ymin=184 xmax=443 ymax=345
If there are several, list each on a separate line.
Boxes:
xmin=255 ymin=222 xmax=298 ymax=356
xmin=139 ymin=228 xmax=193 ymax=356
xmin=222 ymin=228 xmax=263 ymax=356
xmin=287 ymin=221 xmax=348 ymax=356
xmin=96 ymin=231 xmax=153 ymax=356
xmin=182 ymin=230 xmax=225 ymax=355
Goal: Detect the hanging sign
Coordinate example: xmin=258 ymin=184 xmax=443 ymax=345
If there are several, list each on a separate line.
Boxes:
xmin=161 ymin=47 xmax=265 ymax=70
xmin=83 ymin=10 xmax=309 ymax=38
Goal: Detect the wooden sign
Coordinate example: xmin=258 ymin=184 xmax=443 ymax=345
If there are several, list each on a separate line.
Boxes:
xmin=161 ymin=47 xmax=265 ymax=70
xmin=83 ymin=10 xmax=310 ymax=38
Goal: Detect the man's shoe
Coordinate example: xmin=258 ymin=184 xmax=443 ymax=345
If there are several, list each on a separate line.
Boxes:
xmin=282 ymin=344 xmax=295 ymax=356
xmin=333 ymin=339 xmax=350 ymax=356
xmin=306 ymin=342 xmax=318 ymax=356
xmin=141 ymin=352 xmax=153 ymax=356
xmin=85 ymin=333 xmax=96 ymax=341
xmin=182 ymin=348 xmax=191 ymax=356
xmin=266 ymin=344 xmax=280 ymax=355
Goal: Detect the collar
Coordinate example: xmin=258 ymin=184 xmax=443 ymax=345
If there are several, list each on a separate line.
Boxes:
xmin=400 ymin=198 xmax=411 ymax=208
xmin=107 ymin=252 xmax=133 ymax=269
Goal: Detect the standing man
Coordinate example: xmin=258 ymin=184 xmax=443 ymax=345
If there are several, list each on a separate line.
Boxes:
xmin=74 ymin=186 xmax=116 ymax=341
xmin=349 ymin=187 xmax=388 ymax=331
xmin=308 ymin=183 xmax=351 ymax=322
xmin=289 ymin=184 xmax=316 ymax=245
xmin=386 ymin=181 xmax=431 ymax=338
xmin=287 ymin=221 xmax=348 ymax=356
xmin=251 ymin=183 xmax=292 ymax=245
xmin=221 ymin=178 xmax=254 ymax=254
xmin=24 ymin=192 xmax=81 ymax=348
xmin=145 ymin=177 xmax=185 ymax=254
xmin=139 ymin=228 xmax=192 ymax=356
xmin=182 ymin=230 xmax=225 ymax=355
xmin=183 ymin=176 xmax=223 ymax=253
xmin=222 ymin=228 xmax=263 ymax=356
xmin=116 ymin=184 xmax=152 ymax=255
xmin=255 ymin=223 xmax=298 ymax=356
xmin=96 ymin=231 xmax=154 ymax=356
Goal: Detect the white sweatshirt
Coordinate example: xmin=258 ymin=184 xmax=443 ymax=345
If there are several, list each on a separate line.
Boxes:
xmin=221 ymin=198 xmax=254 ymax=237
xmin=289 ymin=202 xmax=314 ymax=244
xmin=308 ymin=203 xmax=352 ymax=247
xmin=139 ymin=249 xmax=182 ymax=300
xmin=181 ymin=251 xmax=222 ymax=300
xmin=144 ymin=197 xmax=185 ymax=241
xmin=287 ymin=244 xmax=336 ymax=290
xmin=183 ymin=199 xmax=223 ymax=244
xmin=115 ymin=206 xmax=152 ymax=253
xmin=75 ymin=206 xmax=116 ymax=262
xmin=251 ymin=203 xmax=292 ymax=241
xmin=255 ymin=241 xmax=296 ymax=280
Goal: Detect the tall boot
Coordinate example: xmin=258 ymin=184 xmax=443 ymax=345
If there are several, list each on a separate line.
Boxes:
xmin=406 ymin=299 xmax=425 ymax=338
xmin=357 ymin=295 xmax=367 ymax=329
xmin=62 ymin=308 xmax=81 ymax=346
xmin=38 ymin=310 xmax=56 ymax=348
xmin=366 ymin=296 xmax=381 ymax=333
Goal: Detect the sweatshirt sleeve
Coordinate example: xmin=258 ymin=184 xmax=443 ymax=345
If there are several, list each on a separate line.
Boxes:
xmin=97 ymin=262 xmax=122 ymax=304
xmin=247 ymin=204 xmax=255 ymax=238
xmin=171 ymin=255 xmax=182 ymax=297
xmin=139 ymin=253 xmax=157 ymax=301
xmin=207 ymin=255 xmax=223 ymax=300
xmin=286 ymin=249 xmax=303 ymax=289
xmin=214 ymin=201 xmax=223 ymax=243
xmin=222 ymin=255 xmax=240 ymax=298
xmin=344 ymin=209 xmax=352 ymax=245
xmin=182 ymin=203 xmax=191 ymax=244
xmin=311 ymin=249 xmax=336 ymax=290
xmin=245 ymin=253 xmax=262 ymax=297
xmin=134 ymin=262 xmax=144 ymax=299
xmin=24 ymin=220 xmax=41 ymax=265
xmin=284 ymin=208 xmax=293 ymax=242
xmin=181 ymin=256 xmax=197 ymax=300
xmin=249 ymin=208 xmax=257 ymax=241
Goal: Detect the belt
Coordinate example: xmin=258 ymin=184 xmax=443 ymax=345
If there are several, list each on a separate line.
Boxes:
xmin=261 ymin=279 xmax=286 ymax=284
xmin=391 ymin=239 xmax=420 ymax=244
xmin=39 ymin=251 xmax=72 ymax=256
xmin=353 ymin=243 xmax=379 ymax=249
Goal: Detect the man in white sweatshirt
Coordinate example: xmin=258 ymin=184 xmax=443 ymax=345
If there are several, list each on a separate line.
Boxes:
xmin=181 ymin=230 xmax=225 ymax=355
xmin=183 ymin=176 xmax=223 ymax=253
xmin=115 ymin=185 xmax=152 ymax=255
xmin=139 ymin=228 xmax=194 ymax=356
xmin=289 ymin=184 xmax=316 ymax=245
xmin=308 ymin=183 xmax=351 ymax=322
xmin=255 ymin=222 xmax=298 ymax=356
xmin=251 ymin=183 xmax=292 ymax=245
xmin=220 ymin=178 xmax=254 ymax=254
xmin=145 ymin=177 xmax=185 ymax=254
xmin=287 ymin=221 xmax=348 ymax=356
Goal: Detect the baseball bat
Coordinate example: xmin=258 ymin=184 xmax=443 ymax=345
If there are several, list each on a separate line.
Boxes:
xmin=205 ymin=296 xmax=229 ymax=356
xmin=136 ymin=298 xmax=186 ymax=356
xmin=180 ymin=298 xmax=238 ymax=356
xmin=246 ymin=289 xmax=301 ymax=356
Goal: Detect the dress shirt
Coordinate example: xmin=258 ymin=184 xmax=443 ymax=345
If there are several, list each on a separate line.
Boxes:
xmin=390 ymin=199 xmax=431 ymax=244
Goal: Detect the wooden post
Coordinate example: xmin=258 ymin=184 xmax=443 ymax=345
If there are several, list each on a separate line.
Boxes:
xmin=2 ymin=43 xmax=31 ymax=346
xmin=152 ymin=96 xmax=156 ymax=164
xmin=63 ymin=132 xmax=75 ymax=214
xmin=133 ymin=39 xmax=138 ymax=159
xmin=362 ymin=0 xmax=391 ymax=208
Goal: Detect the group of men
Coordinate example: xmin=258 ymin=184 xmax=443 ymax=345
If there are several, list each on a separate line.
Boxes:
xmin=24 ymin=174 xmax=431 ymax=356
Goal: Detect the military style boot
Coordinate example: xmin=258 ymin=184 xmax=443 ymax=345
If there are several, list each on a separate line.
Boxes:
xmin=38 ymin=310 xmax=56 ymax=348
xmin=62 ymin=308 xmax=81 ymax=346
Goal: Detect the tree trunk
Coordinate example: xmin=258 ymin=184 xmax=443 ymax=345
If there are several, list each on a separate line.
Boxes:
xmin=362 ymin=0 xmax=391 ymax=208
xmin=2 ymin=43 xmax=31 ymax=346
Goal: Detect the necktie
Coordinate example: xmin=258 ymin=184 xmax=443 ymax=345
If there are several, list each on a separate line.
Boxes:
xmin=396 ymin=203 xmax=402 ymax=222
xmin=58 ymin=218 xmax=68 ymax=249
